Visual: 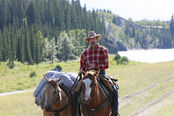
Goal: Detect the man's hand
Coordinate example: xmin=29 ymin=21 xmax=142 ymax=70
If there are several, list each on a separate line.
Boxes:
xmin=78 ymin=71 xmax=82 ymax=76
xmin=78 ymin=69 xmax=84 ymax=76
xmin=89 ymin=63 xmax=96 ymax=70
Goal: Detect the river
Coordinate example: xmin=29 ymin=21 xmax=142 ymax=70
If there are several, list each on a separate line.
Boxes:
xmin=118 ymin=49 xmax=174 ymax=63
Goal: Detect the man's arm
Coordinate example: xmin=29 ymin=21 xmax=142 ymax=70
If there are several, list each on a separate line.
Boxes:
xmin=80 ymin=52 xmax=86 ymax=71
xmin=97 ymin=49 xmax=109 ymax=70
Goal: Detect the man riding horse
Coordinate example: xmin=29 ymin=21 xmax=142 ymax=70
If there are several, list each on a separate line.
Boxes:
xmin=74 ymin=31 xmax=119 ymax=116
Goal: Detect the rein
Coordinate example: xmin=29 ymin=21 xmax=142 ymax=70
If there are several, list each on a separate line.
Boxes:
xmin=69 ymin=74 xmax=82 ymax=92
xmin=54 ymin=84 xmax=70 ymax=105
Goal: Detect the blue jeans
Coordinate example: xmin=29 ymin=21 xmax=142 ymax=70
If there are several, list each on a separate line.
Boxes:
xmin=99 ymin=70 xmax=106 ymax=75
xmin=112 ymin=84 xmax=119 ymax=113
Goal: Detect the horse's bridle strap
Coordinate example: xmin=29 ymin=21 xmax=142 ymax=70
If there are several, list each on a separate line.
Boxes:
xmin=55 ymin=84 xmax=70 ymax=104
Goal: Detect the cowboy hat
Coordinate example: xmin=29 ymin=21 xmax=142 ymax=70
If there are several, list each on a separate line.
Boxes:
xmin=84 ymin=31 xmax=101 ymax=42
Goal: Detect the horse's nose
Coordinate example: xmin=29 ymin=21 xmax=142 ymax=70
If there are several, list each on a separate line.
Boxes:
xmin=83 ymin=96 xmax=91 ymax=102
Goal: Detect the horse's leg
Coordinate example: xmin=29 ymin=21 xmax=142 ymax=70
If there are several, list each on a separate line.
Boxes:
xmin=68 ymin=103 xmax=74 ymax=116
xmin=43 ymin=109 xmax=55 ymax=116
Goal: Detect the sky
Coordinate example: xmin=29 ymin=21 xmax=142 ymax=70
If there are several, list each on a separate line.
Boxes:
xmin=80 ymin=0 xmax=174 ymax=21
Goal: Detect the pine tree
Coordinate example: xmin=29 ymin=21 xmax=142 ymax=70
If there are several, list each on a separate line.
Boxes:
xmin=0 ymin=0 xmax=108 ymax=64
xmin=58 ymin=32 xmax=75 ymax=61
xmin=0 ymin=4 xmax=3 ymax=30
xmin=2 ymin=27 xmax=9 ymax=61
xmin=44 ymin=37 xmax=58 ymax=63
xmin=112 ymin=16 xmax=117 ymax=25
xmin=0 ymin=30 xmax=2 ymax=61
xmin=21 ymin=18 xmax=33 ymax=64
xmin=33 ymin=31 xmax=44 ymax=64
xmin=170 ymin=14 xmax=174 ymax=36
xmin=26 ymin=1 xmax=35 ymax=24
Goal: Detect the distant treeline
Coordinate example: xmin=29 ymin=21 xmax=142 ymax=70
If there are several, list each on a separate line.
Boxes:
xmin=0 ymin=0 xmax=106 ymax=67
xmin=112 ymin=15 xmax=174 ymax=49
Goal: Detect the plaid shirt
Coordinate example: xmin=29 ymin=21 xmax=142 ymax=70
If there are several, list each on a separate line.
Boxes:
xmin=80 ymin=44 xmax=109 ymax=71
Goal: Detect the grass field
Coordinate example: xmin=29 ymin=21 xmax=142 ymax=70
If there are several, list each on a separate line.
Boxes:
xmin=0 ymin=59 xmax=80 ymax=93
xmin=0 ymin=56 xmax=174 ymax=116
xmin=0 ymin=91 xmax=42 ymax=116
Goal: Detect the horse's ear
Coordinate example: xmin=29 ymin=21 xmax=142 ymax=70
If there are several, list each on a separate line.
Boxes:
xmin=44 ymin=74 xmax=49 ymax=83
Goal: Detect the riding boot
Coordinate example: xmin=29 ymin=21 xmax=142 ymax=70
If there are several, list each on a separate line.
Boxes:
xmin=111 ymin=85 xmax=119 ymax=116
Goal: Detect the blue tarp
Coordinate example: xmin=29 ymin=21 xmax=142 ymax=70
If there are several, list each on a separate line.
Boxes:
xmin=33 ymin=69 xmax=77 ymax=107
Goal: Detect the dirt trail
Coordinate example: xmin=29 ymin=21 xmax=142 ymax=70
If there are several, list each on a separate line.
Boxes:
xmin=129 ymin=89 xmax=174 ymax=116
xmin=120 ymin=76 xmax=174 ymax=103
xmin=0 ymin=90 xmax=32 ymax=96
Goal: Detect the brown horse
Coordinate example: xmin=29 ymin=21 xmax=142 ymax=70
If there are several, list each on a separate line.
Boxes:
xmin=43 ymin=76 xmax=73 ymax=116
xmin=77 ymin=70 xmax=112 ymax=116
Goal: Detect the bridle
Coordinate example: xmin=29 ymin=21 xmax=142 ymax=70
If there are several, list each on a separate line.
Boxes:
xmin=54 ymin=84 xmax=69 ymax=105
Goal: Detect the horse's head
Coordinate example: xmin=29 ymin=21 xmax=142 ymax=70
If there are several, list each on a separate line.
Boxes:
xmin=77 ymin=70 xmax=100 ymax=103
xmin=43 ymin=75 xmax=61 ymax=111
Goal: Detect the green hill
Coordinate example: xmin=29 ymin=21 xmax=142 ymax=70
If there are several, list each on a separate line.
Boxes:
xmin=98 ymin=11 xmax=174 ymax=50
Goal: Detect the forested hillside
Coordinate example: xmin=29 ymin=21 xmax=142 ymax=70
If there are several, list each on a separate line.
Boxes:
xmin=0 ymin=0 xmax=105 ymax=67
xmin=1 ymin=0 xmax=174 ymax=68
xmin=100 ymin=12 xmax=174 ymax=49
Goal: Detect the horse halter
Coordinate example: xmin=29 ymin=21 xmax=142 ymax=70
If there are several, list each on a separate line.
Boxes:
xmin=51 ymin=82 xmax=70 ymax=108
xmin=49 ymin=82 xmax=62 ymax=99
xmin=54 ymin=84 xmax=70 ymax=105
xmin=77 ymin=71 xmax=99 ymax=103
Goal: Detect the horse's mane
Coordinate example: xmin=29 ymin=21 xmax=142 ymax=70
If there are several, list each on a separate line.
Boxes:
xmin=46 ymin=78 xmax=61 ymax=87
xmin=86 ymin=70 xmax=96 ymax=76
xmin=83 ymin=70 xmax=98 ymax=80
